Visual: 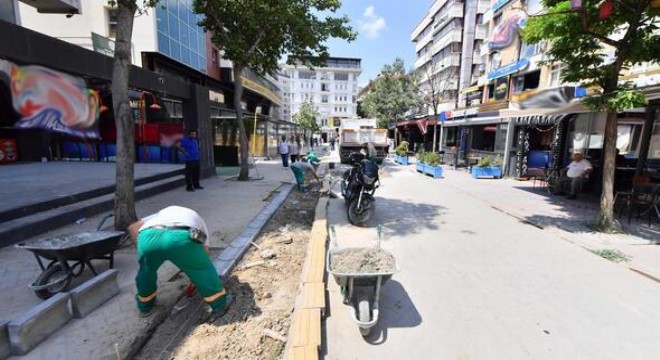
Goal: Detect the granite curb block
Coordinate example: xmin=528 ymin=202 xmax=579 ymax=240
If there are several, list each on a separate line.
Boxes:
xmin=285 ymin=196 xmax=329 ymax=360
xmin=213 ymin=184 xmax=295 ymax=278
xmin=8 ymin=293 xmax=71 ymax=355
xmin=0 ymin=322 xmax=9 ymax=360
xmin=69 ymin=269 xmax=119 ymax=318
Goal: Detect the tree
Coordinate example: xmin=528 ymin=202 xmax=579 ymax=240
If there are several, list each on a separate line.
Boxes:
xmin=108 ymin=0 xmax=159 ymax=229
xmin=415 ymin=61 xmax=459 ymax=150
xmin=294 ymin=100 xmax=321 ymax=133
xmin=361 ymin=58 xmax=422 ymax=129
xmin=523 ymin=0 xmax=660 ymax=232
xmin=194 ymin=0 xmax=356 ymax=181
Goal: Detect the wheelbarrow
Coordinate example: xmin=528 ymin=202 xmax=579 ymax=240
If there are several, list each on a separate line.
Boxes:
xmin=326 ymin=225 xmax=399 ymax=336
xmin=15 ymin=214 xmax=127 ymax=299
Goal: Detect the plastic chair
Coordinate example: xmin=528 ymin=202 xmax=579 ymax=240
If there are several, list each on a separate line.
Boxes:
xmin=615 ymin=176 xmax=650 ymax=216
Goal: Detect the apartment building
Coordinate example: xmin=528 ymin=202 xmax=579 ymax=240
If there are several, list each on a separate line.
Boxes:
xmin=411 ymin=0 xmax=490 ymax=115
xmin=279 ymin=57 xmax=362 ymax=133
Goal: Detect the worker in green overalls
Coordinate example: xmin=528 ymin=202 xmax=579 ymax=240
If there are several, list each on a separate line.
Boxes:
xmin=127 ymin=206 xmax=233 ymax=317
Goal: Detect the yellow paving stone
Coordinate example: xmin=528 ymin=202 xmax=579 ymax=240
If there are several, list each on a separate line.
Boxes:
xmin=289 ymin=345 xmax=318 ymax=360
xmin=301 ymin=282 xmax=326 ymax=310
xmin=290 ymin=309 xmax=321 ymax=347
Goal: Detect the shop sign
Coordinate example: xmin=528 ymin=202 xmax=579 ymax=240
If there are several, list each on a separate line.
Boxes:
xmin=487 ymin=58 xmax=530 ymax=80
xmin=91 ymin=32 xmax=115 ymax=57
xmin=494 ymin=77 xmax=509 ymax=101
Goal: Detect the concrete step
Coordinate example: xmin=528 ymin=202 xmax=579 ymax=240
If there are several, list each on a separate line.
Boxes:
xmin=0 ymin=176 xmax=185 ymax=248
xmin=0 ymin=169 xmax=184 ymax=224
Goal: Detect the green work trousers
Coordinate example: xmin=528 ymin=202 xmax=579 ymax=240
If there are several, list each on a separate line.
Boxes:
xmin=135 ymin=228 xmax=227 ymax=314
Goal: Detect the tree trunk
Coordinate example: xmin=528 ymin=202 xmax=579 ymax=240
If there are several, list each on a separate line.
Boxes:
xmin=233 ymin=66 xmax=250 ymax=181
xmin=111 ymin=3 xmax=138 ymax=230
xmin=596 ymin=110 xmax=619 ymax=232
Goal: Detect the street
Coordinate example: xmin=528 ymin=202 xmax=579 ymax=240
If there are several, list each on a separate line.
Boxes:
xmin=324 ymin=161 xmax=660 ymax=360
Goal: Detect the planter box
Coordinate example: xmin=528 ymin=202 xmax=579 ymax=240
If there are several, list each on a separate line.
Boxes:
xmin=471 ymin=166 xmax=502 ymax=179
xmin=395 ymin=155 xmax=409 ymax=165
xmin=416 ymin=163 xmax=444 ymax=178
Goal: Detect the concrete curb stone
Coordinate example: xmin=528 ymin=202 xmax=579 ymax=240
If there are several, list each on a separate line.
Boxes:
xmin=0 ymin=322 xmax=9 ymax=360
xmin=7 ymin=293 xmax=71 ymax=355
xmin=213 ymin=183 xmax=295 ymax=278
xmin=69 ymin=269 xmax=119 ymax=318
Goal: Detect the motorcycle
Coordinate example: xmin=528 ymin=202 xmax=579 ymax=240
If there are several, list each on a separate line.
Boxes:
xmin=340 ymin=152 xmax=380 ymax=226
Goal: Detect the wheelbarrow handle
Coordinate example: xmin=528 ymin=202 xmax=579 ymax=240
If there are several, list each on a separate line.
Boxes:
xmin=329 ymin=225 xmax=338 ymax=249
xmin=96 ymin=213 xmax=115 ymax=231
xmin=377 ymin=225 xmax=382 ymax=248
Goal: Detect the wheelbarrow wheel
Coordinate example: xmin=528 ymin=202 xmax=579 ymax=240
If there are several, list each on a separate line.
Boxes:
xmin=33 ymin=264 xmax=71 ymax=299
xmin=358 ymin=295 xmax=371 ymax=337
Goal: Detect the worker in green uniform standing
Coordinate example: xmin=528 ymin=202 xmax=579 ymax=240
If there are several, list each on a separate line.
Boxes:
xmin=127 ymin=206 xmax=233 ymax=317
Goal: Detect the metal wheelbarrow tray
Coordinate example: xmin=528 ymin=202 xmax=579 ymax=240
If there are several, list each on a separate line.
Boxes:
xmin=15 ymin=230 xmax=124 ymax=299
xmin=326 ymin=243 xmax=400 ymax=337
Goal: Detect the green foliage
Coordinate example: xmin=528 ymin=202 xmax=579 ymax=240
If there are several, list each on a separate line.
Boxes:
xmin=591 ymin=249 xmax=631 ymax=263
xmin=194 ymin=0 xmax=356 ymax=76
xmin=395 ymin=141 xmax=409 ymax=157
xmin=416 ymin=149 xmax=426 ymax=163
xmin=492 ymin=154 xmax=503 ymax=167
xmin=423 ymin=152 xmax=441 ymax=167
xmin=522 ymin=0 xmax=660 ymax=111
xmin=361 ymin=59 xmax=423 ymax=127
xmin=477 ymin=156 xmax=491 ymax=168
xmin=293 ymin=100 xmax=321 ymax=132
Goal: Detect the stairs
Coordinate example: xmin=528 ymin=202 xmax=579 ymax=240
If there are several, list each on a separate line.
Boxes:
xmin=0 ymin=169 xmax=184 ymax=248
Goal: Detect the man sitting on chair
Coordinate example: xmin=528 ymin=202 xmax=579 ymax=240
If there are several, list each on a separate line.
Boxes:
xmin=556 ymin=152 xmax=593 ymax=199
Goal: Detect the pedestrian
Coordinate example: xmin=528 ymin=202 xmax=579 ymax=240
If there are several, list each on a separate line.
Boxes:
xmin=290 ymin=137 xmax=300 ymax=163
xmin=555 ymin=152 xmax=593 ymax=199
xmin=277 ymin=136 xmax=290 ymax=168
xmin=127 ymin=206 xmax=233 ymax=318
xmin=330 ymin=137 xmax=336 ymax=151
xmin=291 ymin=157 xmax=320 ymax=192
xmin=176 ymin=129 xmax=203 ymax=192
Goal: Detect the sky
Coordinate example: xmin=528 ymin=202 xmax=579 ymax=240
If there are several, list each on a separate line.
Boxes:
xmin=324 ymin=0 xmax=435 ymax=87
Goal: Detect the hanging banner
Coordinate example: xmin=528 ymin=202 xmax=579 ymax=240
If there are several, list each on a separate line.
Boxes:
xmin=0 ymin=59 xmax=101 ymax=138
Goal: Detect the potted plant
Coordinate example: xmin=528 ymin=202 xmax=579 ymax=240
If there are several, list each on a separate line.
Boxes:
xmin=416 ymin=149 xmax=426 ymax=172
xmin=394 ymin=141 xmax=410 ymax=165
xmin=471 ymin=155 xmax=503 ymax=179
xmin=415 ymin=152 xmax=444 ymax=178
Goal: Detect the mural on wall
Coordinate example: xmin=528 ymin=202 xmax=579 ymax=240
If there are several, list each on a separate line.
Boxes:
xmin=488 ymin=11 xmax=527 ymax=51
xmin=510 ymin=86 xmax=587 ymax=110
xmin=0 ymin=59 xmax=101 ymax=138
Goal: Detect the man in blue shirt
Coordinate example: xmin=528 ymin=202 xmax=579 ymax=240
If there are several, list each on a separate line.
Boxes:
xmin=177 ymin=129 xmax=203 ymax=192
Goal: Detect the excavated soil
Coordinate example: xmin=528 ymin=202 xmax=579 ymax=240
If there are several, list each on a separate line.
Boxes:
xmin=135 ymin=189 xmax=320 ymax=360
xmin=330 ymin=247 xmax=397 ymax=274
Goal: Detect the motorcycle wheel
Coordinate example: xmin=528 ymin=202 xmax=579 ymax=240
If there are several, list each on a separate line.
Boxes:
xmin=347 ymin=197 xmax=373 ymax=226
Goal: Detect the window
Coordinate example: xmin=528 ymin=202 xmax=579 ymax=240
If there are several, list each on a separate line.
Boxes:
xmin=493 ymin=14 xmax=503 ymax=27
xmin=322 ymin=83 xmax=329 ymax=91
xmin=549 ymin=64 xmax=566 ymax=87
xmin=299 ymin=71 xmax=315 ymax=79
xmin=107 ymin=8 xmax=118 ymax=38
xmin=322 ymin=95 xmax=328 ymax=103
xmin=334 ymin=73 xmax=349 ymax=81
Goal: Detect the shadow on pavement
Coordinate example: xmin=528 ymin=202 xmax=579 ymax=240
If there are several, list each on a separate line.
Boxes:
xmin=375 ymin=197 xmax=447 ymax=237
xmin=363 ymin=280 xmax=421 ymax=345
xmin=512 ymin=186 xmax=659 ymax=242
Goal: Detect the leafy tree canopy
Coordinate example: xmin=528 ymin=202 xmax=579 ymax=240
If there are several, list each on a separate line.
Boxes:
xmin=194 ymin=0 xmax=356 ymax=75
xmin=522 ymin=0 xmax=660 ymax=111
xmin=361 ymin=58 xmax=422 ymax=128
xmin=294 ymin=100 xmax=321 ymax=132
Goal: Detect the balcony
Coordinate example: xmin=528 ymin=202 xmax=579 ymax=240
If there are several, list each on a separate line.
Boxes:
xmin=482 ymin=9 xmax=493 ymax=23
xmin=19 ymin=0 xmax=81 ymax=14
xmin=431 ymin=28 xmax=463 ymax=56
xmin=475 ymin=24 xmax=488 ymax=40
xmin=480 ymin=43 xmax=490 ymax=57
xmin=439 ymin=53 xmax=461 ymax=68
xmin=477 ymin=0 xmax=491 ymax=14
xmin=472 ymin=52 xmax=484 ymax=65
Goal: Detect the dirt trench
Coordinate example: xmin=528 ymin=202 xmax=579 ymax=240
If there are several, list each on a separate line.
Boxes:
xmin=134 ymin=189 xmax=320 ymax=360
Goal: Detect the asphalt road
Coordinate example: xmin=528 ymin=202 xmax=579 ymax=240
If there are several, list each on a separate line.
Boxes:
xmin=323 ymin=161 xmax=660 ymax=360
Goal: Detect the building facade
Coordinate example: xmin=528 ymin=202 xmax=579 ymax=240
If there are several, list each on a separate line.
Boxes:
xmin=411 ymin=0 xmax=490 ymax=115
xmin=278 ymin=57 xmax=362 ymax=134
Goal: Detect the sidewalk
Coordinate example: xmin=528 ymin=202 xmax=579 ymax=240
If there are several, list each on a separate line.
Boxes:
xmin=2 ymin=160 xmax=297 ymax=359
xmin=399 ymin=161 xmax=660 ymax=283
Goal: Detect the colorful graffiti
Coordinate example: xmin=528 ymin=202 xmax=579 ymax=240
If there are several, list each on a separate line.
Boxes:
xmin=0 ymin=59 xmax=101 ymax=138
xmin=488 ymin=11 xmax=527 ymax=51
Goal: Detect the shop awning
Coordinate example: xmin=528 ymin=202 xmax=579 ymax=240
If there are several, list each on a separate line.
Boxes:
xmin=513 ymin=114 xmax=570 ymax=126
xmin=441 ymin=116 xmax=506 ymax=127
